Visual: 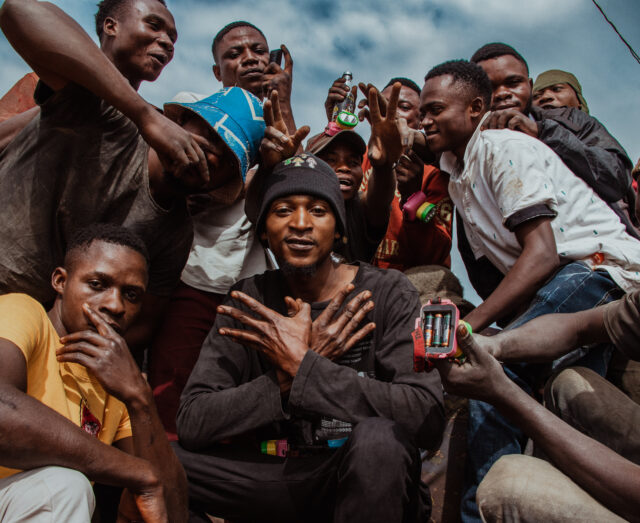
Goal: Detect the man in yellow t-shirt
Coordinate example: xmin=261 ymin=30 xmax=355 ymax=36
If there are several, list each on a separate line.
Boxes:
xmin=0 ymin=224 xmax=187 ymax=522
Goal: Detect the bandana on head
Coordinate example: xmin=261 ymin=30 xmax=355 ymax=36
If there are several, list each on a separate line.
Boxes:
xmin=533 ymin=69 xmax=589 ymax=114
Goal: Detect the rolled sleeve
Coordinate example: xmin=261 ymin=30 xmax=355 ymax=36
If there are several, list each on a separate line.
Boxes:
xmin=486 ymin=135 xmax=558 ymax=225
xmin=504 ymin=203 xmax=557 ymax=232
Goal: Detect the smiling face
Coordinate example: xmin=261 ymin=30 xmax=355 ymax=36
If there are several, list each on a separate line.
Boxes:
xmin=51 ymin=241 xmax=148 ymax=337
xmin=382 ymin=84 xmax=421 ymax=130
xmin=213 ymin=26 xmax=269 ymax=98
xmin=532 ymin=83 xmax=581 ymax=110
xmin=420 ymin=74 xmax=484 ymax=161
xmin=102 ymin=0 xmax=177 ymax=89
xmin=477 ymin=54 xmax=532 ymax=113
xmin=262 ymin=195 xmax=339 ymax=275
xmin=316 ymin=141 xmax=364 ymax=201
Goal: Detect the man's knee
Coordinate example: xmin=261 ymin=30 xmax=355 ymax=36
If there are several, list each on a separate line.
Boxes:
xmin=345 ymin=418 xmax=418 ymax=473
xmin=40 ymin=466 xmax=95 ymax=519
xmin=0 ymin=466 xmax=95 ymax=522
xmin=478 ymin=454 xmax=625 ymax=523
xmin=477 ymin=454 xmax=545 ymax=522
xmin=545 ymin=367 xmax=599 ymax=418
xmin=350 ymin=418 xmax=414 ymax=453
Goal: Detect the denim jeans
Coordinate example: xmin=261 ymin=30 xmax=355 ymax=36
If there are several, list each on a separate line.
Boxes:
xmin=461 ymin=262 xmax=624 ymax=523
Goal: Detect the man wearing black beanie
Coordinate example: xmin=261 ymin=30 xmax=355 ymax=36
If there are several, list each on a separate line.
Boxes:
xmin=172 ymin=151 xmax=445 ymax=522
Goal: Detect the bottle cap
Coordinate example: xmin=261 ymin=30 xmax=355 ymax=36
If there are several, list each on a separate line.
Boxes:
xmin=336 ymin=111 xmax=358 ymax=129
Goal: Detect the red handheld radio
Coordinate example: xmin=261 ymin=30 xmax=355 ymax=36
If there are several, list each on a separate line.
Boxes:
xmin=412 ymin=298 xmax=470 ymax=372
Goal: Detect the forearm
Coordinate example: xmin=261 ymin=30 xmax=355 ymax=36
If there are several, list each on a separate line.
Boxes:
xmin=493 ymin=380 xmax=640 ymax=521
xmin=176 ymin=370 xmax=288 ymax=449
xmin=0 ymin=0 xmax=152 ymax=124
xmin=494 ymin=306 xmax=610 ymax=362
xmin=0 ymin=384 xmax=157 ymax=490
xmin=464 ymin=242 xmax=558 ymax=331
xmin=126 ymin=384 xmax=187 ymax=519
xmin=365 ymin=165 xmax=395 ymax=229
xmin=288 ymin=351 xmax=445 ymax=449
xmin=278 ymin=96 xmax=297 ymax=136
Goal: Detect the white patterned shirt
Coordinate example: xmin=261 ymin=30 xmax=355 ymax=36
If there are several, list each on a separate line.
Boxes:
xmin=441 ymin=114 xmax=640 ymax=292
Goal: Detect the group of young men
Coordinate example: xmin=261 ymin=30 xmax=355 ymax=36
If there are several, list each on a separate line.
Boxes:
xmin=0 ymin=0 xmax=638 ymax=522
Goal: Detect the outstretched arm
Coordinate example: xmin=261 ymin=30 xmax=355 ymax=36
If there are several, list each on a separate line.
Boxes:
xmin=436 ymin=325 xmax=640 ymax=522
xmin=471 ymin=305 xmax=609 ymax=363
xmin=0 ymin=0 xmax=208 ymax=186
xmin=362 ymin=82 xmax=403 ymax=229
xmin=463 ymin=217 xmax=559 ymax=332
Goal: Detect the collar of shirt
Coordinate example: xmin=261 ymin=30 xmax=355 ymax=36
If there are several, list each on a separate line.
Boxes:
xmin=440 ymin=112 xmax=490 ymax=179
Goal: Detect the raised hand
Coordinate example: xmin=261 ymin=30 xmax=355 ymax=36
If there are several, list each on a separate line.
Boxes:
xmin=285 ymin=284 xmax=376 ymax=361
xmin=262 ymin=44 xmax=293 ymax=105
xmin=57 ymin=304 xmax=147 ymax=404
xmin=217 ymin=291 xmax=312 ymax=377
xmin=324 ymin=76 xmax=357 ymax=122
xmin=356 ymin=82 xmax=387 ymax=124
xmin=367 ymin=82 xmax=403 ymax=169
xmin=259 ymin=90 xmax=310 ymax=169
xmin=481 ymin=108 xmax=539 ymax=138
xmin=138 ymin=106 xmax=209 ymax=192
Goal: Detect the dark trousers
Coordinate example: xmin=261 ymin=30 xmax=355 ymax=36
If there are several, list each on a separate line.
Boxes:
xmin=173 ymin=418 xmax=429 ymax=523
xmin=149 ymin=282 xmax=225 ymax=440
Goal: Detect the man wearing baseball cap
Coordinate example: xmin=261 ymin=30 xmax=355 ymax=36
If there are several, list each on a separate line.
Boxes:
xmin=174 ymin=153 xmax=445 ymax=523
xmin=305 ymin=83 xmax=405 ymax=263
xmin=325 ymin=75 xmax=453 ymax=271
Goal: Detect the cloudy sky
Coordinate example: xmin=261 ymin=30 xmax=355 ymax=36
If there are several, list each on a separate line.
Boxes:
xmin=1 ymin=0 xmax=639 ymax=304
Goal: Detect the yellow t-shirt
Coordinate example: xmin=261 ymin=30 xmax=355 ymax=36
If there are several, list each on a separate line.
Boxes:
xmin=0 ymin=293 xmax=132 ymax=479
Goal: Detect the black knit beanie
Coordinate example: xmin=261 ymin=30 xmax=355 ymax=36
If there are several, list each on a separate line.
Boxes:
xmin=245 ymin=153 xmax=347 ymax=238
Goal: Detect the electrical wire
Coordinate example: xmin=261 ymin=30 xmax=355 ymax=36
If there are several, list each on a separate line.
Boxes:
xmin=591 ymin=0 xmax=640 ymax=65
